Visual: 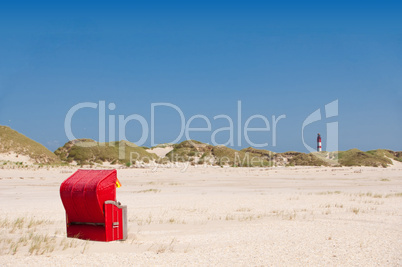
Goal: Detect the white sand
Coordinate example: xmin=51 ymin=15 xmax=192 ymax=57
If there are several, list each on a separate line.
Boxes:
xmin=0 ymin=153 xmax=35 ymax=165
xmin=0 ymin=165 xmax=401 ymax=266
xmin=146 ymin=147 xmax=174 ymax=158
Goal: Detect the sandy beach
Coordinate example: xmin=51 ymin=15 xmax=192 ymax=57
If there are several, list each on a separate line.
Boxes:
xmin=0 ymin=163 xmax=401 ymax=266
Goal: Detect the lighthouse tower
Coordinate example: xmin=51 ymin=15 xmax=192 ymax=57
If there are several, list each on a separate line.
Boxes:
xmin=317 ymin=133 xmax=322 ymax=152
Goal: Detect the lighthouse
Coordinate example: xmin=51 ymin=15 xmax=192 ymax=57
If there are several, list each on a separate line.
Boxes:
xmin=317 ymin=133 xmax=322 ymax=152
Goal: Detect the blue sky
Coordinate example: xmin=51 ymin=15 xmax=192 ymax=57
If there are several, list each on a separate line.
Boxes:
xmin=0 ymin=1 xmax=401 ymax=152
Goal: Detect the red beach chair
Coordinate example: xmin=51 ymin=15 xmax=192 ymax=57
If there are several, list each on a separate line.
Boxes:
xmin=60 ymin=169 xmax=127 ymax=242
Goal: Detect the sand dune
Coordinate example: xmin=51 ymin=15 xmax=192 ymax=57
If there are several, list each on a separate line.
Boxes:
xmin=0 ymin=165 xmax=401 ymax=266
xmin=146 ymin=146 xmax=174 ymax=158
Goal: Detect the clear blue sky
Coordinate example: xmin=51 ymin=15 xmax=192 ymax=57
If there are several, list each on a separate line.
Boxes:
xmin=0 ymin=1 xmax=401 ymax=153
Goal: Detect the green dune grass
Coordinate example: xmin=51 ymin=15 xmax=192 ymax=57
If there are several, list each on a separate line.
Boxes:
xmin=0 ymin=126 xmax=60 ymax=164
xmin=54 ymin=139 xmax=157 ymax=165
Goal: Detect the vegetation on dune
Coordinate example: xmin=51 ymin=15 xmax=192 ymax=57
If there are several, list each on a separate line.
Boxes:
xmin=165 ymin=141 xmax=397 ymax=168
xmin=241 ymin=147 xmax=276 ymax=159
xmin=165 ymin=141 xmax=272 ymax=167
xmin=337 ymin=148 xmax=392 ymax=167
xmin=366 ymin=149 xmax=402 ymax=162
xmin=165 ymin=140 xmax=213 ymax=162
xmin=275 ymin=149 xmax=396 ymax=168
xmin=54 ymin=139 xmax=157 ymax=165
xmin=212 ymin=145 xmax=272 ymax=167
xmin=0 ymin=126 xmax=60 ymax=164
xmin=280 ymin=152 xmax=330 ymax=166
